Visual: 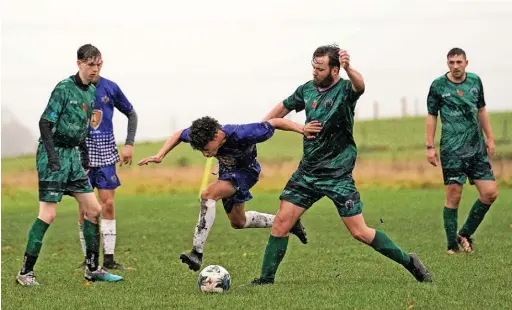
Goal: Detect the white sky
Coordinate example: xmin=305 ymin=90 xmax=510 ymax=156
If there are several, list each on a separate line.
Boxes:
xmin=2 ymin=0 xmax=512 ymax=142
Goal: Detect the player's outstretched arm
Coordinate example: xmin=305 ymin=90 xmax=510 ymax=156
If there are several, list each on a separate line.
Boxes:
xmin=262 ymin=102 xmax=290 ymax=121
xmin=137 ymin=129 xmax=184 ymax=166
xmin=478 ymin=107 xmax=496 ymax=158
xmin=267 ymin=118 xmax=322 ymax=139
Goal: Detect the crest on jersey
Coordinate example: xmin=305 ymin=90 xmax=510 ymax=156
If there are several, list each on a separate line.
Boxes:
xmin=312 ymin=100 xmax=318 ymax=109
xmin=102 ymin=95 xmax=110 ymax=103
xmin=90 ymin=109 xmax=103 ymax=130
xmin=325 ymin=99 xmax=333 ymax=109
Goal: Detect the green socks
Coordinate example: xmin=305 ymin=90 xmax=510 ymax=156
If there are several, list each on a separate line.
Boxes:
xmin=83 ymin=219 xmax=100 ymax=271
xmin=459 ymin=200 xmax=490 ymax=238
xmin=370 ymin=230 xmax=411 ymax=266
xmin=443 ymin=207 xmax=458 ymax=250
xmin=260 ymin=235 xmax=289 ymax=281
xmin=21 ymin=218 xmax=50 ymax=274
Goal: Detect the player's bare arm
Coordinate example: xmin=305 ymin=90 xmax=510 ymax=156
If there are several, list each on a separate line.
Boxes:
xmin=137 ymin=129 xmax=183 ymax=165
xmin=478 ymin=107 xmax=496 ymax=158
xmin=262 ymin=102 xmax=291 ymax=121
xmin=339 ymin=49 xmax=365 ymax=92
xmin=425 ymin=114 xmax=439 ymax=166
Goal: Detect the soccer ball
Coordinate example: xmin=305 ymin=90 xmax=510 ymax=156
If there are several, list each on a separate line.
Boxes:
xmin=197 ymin=265 xmax=231 ymax=293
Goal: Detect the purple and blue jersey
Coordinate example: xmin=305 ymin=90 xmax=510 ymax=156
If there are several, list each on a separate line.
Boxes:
xmin=180 ymin=121 xmax=276 ymax=212
xmin=86 ymin=77 xmax=134 ymax=168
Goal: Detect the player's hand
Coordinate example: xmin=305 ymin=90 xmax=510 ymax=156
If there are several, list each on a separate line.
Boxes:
xmin=426 ymin=148 xmax=439 ymax=167
xmin=137 ymin=155 xmax=163 ymax=166
xmin=303 ymin=120 xmax=323 ymax=139
xmin=48 ymin=157 xmax=61 ymax=172
xmin=486 ymin=139 xmax=496 ymax=159
xmin=339 ymin=49 xmax=350 ymax=70
xmin=120 ymin=145 xmax=134 ymax=167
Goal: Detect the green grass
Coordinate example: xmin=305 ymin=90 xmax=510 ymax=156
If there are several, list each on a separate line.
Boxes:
xmin=2 ymin=188 xmax=512 ymax=309
xmin=3 ymin=112 xmax=511 ymax=173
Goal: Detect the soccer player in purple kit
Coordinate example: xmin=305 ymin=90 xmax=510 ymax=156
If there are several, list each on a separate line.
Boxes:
xmin=137 ymin=116 xmax=320 ymax=271
xmin=77 ymin=49 xmax=138 ymax=270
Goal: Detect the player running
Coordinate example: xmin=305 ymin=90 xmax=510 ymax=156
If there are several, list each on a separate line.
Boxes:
xmin=251 ymin=44 xmax=432 ymax=285
xmin=426 ymin=47 xmax=498 ymax=254
xmin=137 ymin=116 xmax=319 ymax=271
xmin=77 ymin=51 xmax=138 ymax=270
xmin=15 ymin=44 xmax=123 ymax=286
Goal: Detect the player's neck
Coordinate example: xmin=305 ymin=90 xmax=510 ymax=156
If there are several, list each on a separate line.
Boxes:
xmin=447 ymin=72 xmax=466 ymax=84
xmin=77 ymin=72 xmax=91 ymax=85
xmin=317 ymin=76 xmax=340 ymax=92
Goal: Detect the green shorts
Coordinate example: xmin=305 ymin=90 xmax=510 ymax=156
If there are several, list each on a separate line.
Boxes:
xmin=279 ymin=168 xmax=363 ymax=217
xmin=441 ymin=153 xmax=495 ymax=185
xmin=36 ymin=143 xmax=93 ymax=203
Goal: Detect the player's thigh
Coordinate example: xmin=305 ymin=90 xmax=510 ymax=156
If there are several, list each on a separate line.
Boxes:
xmin=279 ymin=169 xmax=323 ymax=212
xmin=320 ymin=175 xmax=363 ymax=218
xmin=36 ymin=144 xmax=71 ymax=203
xmin=67 ymin=149 xmax=94 ymax=195
xmin=441 ymin=156 xmax=467 ymax=185
xmin=90 ymin=165 xmax=121 ymax=190
xmin=473 ymin=179 xmax=498 ymax=204
xmin=201 ymin=180 xmax=237 ymax=201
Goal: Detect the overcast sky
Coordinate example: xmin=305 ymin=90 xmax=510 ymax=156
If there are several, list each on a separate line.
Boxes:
xmin=2 ymin=0 xmax=512 ymax=143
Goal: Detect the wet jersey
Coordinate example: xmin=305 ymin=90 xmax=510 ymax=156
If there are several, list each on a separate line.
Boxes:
xmin=283 ymin=79 xmax=364 ymax=178
xmin=427 ymin=72 xmax=486 ymax=157
xmin=180 ymin=122 xmax=275 ymax=176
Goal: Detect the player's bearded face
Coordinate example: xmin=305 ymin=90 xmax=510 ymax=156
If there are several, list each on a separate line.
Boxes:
xmin=447 ymin=55 xmax=468 ymax=79
xmin=312 ymin=57 xmax=335 ymax=88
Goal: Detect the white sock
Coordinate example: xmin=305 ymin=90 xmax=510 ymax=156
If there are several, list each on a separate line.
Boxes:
xmin=78 ymin=223 xmax=86 ymax=257
xmin=192 ymin=199 xmax=216 ymax=254
xmin=244 ymin=211 xmax=275 ymax=228
xmin=101 ymin=219 xmax=116 ymax=255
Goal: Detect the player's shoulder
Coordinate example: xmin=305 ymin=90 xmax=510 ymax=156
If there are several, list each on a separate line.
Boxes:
xmin=99 ymin=77 xmax=120 ymax=89
xmin=465 ymin=72 xmax=481 ymax=82
xmin=429 ymin=74 xmax=449 ymax=88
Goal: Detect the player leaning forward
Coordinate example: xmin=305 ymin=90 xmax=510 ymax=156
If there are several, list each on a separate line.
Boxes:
xmin=252 ymin=44 xmax=432 ymax=285
xmin=16 ymin=44 xmax=123 ymax=286
xmin=137 ymin=116 xmax=316 ymax=271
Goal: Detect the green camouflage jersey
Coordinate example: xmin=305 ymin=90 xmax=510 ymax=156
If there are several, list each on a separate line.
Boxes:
xmin=40 ymin=76 xmax=95 ymax=147
xmin=427 ymin=72 xmax=486 ymax=158
xmin=283 ymin=79 xmax=364 ymax=178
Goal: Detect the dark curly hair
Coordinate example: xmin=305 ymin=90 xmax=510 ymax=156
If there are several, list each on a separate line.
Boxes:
xmin=312 ymin=43 xmax=340 ymax=69
xmin=189 ymin=116 xmax=221 ymax=151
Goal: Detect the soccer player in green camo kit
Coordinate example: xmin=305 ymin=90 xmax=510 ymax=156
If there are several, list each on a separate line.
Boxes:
xmin=426 ymin=48 xmax=498 ymax=254
xmin=15 ymin=44 xmax=123 ymax=286
xmin=251 ymin=44 xmax=432 ymax=285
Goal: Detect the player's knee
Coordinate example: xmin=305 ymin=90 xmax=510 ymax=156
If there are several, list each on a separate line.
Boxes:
xmin=101 ymin=198 xmax=115 ymax=216
xmin=200 ymin=188 xmax=214 ymax=200
xmin=350 ymin=230 xmax=371 ymax=244
xmin=446 ymin=191 xmax=462 ymax=207
xmin=271 ymin=215 xmax=291 ymax=237
xmin=230 ymin=219 xmax=245 ymax=229
xmin=85 ymin=202 xmax=102 ymax=218
xmin=481 ymin=188 xmax=498 ymax=204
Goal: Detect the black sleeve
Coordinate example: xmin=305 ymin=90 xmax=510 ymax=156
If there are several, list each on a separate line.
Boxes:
xmin=125 ymin=109 xmax=138 ymax=146
xmin=78 ymin=141 xmax=90 ymax=170
xmin=39 ymin=118 xmax=58 ymax=159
